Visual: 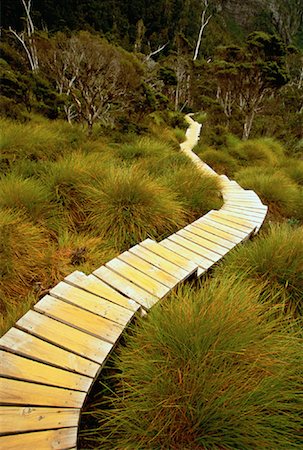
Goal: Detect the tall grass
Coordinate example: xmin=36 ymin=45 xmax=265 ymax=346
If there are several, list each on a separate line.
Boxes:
xmin=217 ymin=223 xmax=303 ymax=318
xmin=83 ymin=276 xmax=303 ymax=449
xmin=227 ymin=137 xmax=284 ymax=167
xmin=235 ymin=166 xmax=301 ymax=218
xmin=0 ymin=174 xmax=51 ymax=223
xmin=83 ymin=166 xmax=187 ymax=250
xmin=197 ymin=148 xmax=239 ymax=176
xmin=162 ymin=167 xmax=223 ymax=220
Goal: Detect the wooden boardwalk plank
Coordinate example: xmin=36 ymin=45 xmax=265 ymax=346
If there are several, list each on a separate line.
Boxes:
xmin=35 ymin=296 xmax=124 ymax=344
xmin=50 ymin=282 xmax=134 ymax=327
xmin=168 ymin=234 xmax=223 ymax=263
xmin=0 ymin=406 xmax=80 ymax=435
xmin=209 ymin=211 xmax=255 ymax=232
xmin=197 ymin=216 xmax=248 ymax=240
xmin=177 ymin=229 xmax=228 ymax=256
xmin=160 ymin=239 xmax=213 ymax=271
xmin=185 ymin=223 xmax=234 ymax=250
xmin=221 ymin=207 xmax=265 ymax=223
xmin=139 ymin=239 xmax=197 ymax=275
xmin=0 ymin=328 xmax=99 ymax=378
xmin=128 ymin=245 xmax=189 ymax=281
xmin=222 ymin=205 xmax=266 ymax=218
xmin=0 ymin=378 xmax=85 ymax=408
xmin=190 ymin=220 xmax=242 ymax=245
xmin=0 ymin=351 xmax=92 ymax=392
xmin=93 ymin=266 xmax=159 ymax=310
xmin=118 ymin=251 xmax=179 ymax=289
xmin=17 ymin=311 xmax=113 ymax=364
xmin=64 ymin=271 xmax=139 ymax=312
xmin=106 ymin=258 xmax=170 ymax=298
xmin=0 ymin=427 xmax=77 ymax=450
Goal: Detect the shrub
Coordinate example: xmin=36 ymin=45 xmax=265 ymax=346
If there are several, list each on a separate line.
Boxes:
xmin=218 ymin=223 xmax=303 ymax=318
xmin=227 ymin=138 xmax=284 ymax=167
xmin=85 ymin=276 xmax=303 ymax=449
xmin=162 ymin=166 xmax=223 ymax=220
xmin=235 ymin=166 xmax=300 ymax=218
xmin=281 ymin=159 xmax=303 ymax=186
xmin=114 ymin=137 xmax=172 ymax=163
xmin=83 ymin=166 xmax=187 ymax=250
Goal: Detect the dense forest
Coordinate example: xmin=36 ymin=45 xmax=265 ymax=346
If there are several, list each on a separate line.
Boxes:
xmin=1 ymin=1 xmax=303 ymax=448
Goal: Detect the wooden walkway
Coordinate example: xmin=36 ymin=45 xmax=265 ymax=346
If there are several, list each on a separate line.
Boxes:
xmin=0 ymin=116 xmax=267 ymax=449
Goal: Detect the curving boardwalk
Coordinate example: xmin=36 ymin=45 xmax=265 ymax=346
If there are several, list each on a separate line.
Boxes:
xmin=0 ymin=117 xmax=267 ymax=449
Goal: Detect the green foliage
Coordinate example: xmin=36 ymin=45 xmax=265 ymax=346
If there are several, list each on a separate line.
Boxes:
xmin=84 ymin=276 xmax=303 ymax=449
xmin=196 ymin=147 xmax=239 ymax=176
xmin=218 ymin=223 xmax=303 ymax=318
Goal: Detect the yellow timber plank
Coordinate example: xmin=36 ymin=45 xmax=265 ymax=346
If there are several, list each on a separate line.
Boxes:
xmin=0 ymin=406 xmax=80 ymax=435
xmin=224 ymin=202 xmax=267 ymax=212
xmin=17 ymin=310 xmax=112 ymax=364
xmin=177 ymin=229 xmax=228 ymax=256
xmin=0 ymin=351 xmax=92 ymax=392
xmin=128 ymin=245 xmax=189 ymax=281
xmin=50 ymin=281 xmax=134 ymax=327
xmin=198 ymin=216 xmax=248 ymax=240
xmin=160 ymin=239 xmax=212 ymax=271
xmin=222 ymin=205 xmax=266 ymax=218
xmin=0 ymin=328 xmax=99 ymax=378
xmin=221 ymin=207 xmax=265 ymax=223
xmin=93 ymin=266 xmax=159 ymax=310
xmin=118 ymin=251 xmax=179 ymax=289
xmin=185 ymin=223 xmax=234 ymax=250
xmin=64 ymin=271 xmax=139 ymax=312
xmin=209 ymin=211 xmax=255 ymax=232
xmin=168 ymin=234 xmax=222 ymax=263
xmin=139 ymin=239 xmax=197 ymax=275
xmin=35 ymin=295 xmax=124 ymax=345
xmin=191 ymin=220 xmax=241 ymax=245
xmin=203 ymin=214 xmax=253 ymax=239
xmin=106 ymin=258 xmax=170 ymax=298
xmin=0 ymin=378 xmax=85 ymax=408
xmin=0 ymin=427 xmax=77 ymax=450
xmin=223 ymin=199 xmax=263 ymax=207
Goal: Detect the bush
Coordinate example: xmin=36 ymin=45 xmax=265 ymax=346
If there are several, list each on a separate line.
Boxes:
xmin=162 ymin=166 xmax=223 ymax=220
xmin=235 ymin=166 xmax=301 ymax=218
xmin=218 ymin=223 xmax=303 ymax=318
xmin=85 ymin=276 xmax=303 ymax=449
xmin=83 ymin=166 xmax=187 ymax=250
xmin=281 ymin=159 xmax=303 ymax=186
xmin=227 ymin=138 xmax=284 ymax=167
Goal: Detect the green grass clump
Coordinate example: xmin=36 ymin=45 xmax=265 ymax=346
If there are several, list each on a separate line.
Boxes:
xmin=227 ymin=138 xmax=283 ymax=167
xmin=162 ymin=167 xmax=223 ymax=220
xmin=0 ymin=209 xmax=50 ymax=311
xmin=115 ymin=137 xmax=175 ymax=163
xmin=281 ymin=159 xmax=303 ymax=186
xmin=235 ymin=166 xmax=301 ymax=218
xmin=85 ymin=277 xmax=303 ymax=449
xmin=83 ymin=166 xmax=187 ymax=250
xmin=218 ymin=223 xmax=303 ymax=318
xmin=0 ymin=175 xmax=51 ymax=223
xmin=197 ymin=148 xmax=239 ymax=176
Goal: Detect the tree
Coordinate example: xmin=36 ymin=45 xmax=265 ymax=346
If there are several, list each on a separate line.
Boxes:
xmin=213 ymin=33 xmax=289 ymax=139
xmin=193 ymin=0 xmax=212 ymax=61
xmin=39 ymin=32 xmax=142 ymax=131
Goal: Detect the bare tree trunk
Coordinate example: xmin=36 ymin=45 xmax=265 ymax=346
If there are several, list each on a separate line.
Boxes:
xmin=242 ymin=111 xmax=255 ymax=140
xmin=193 ymin=0 xmax=212 ymax=61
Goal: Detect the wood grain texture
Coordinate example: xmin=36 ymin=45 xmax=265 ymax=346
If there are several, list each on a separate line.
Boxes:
xmin=191 ymin=220 xmax=242 ymax=244
xmin=160 ymin=239 xmax=212 ymax=271
xmin=0 ymin=378 xmax=85 ymax=408
xmin=93 ymin=266 xmax=159 ymax=310
xmin=185 ymin=223 xmax=234 ymax=250
xmin=17 ymin=310 xmax=113 ymax=364
xmin=177 ymin=229 xmax=228 ymax=256
xmin=65 ymin=271 xmax=140 ymax=312
xmin=0 ymin=351 xmax=92 ymax=392
xmin=0 ymin=427 xmax=77 ymax=450
xmin=200 ymin=214 xmax=249 ymax=239
xmin=0 ymin=407 xmax=80 ymax=434
xmin=168 ymin=234 xmax=222 ymax=263
xmin=0 ymin=328 xmax=99 ymax=377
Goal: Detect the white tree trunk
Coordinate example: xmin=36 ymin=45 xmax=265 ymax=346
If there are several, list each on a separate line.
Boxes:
xmin=193 ymin=0 xmax=212 ymax=61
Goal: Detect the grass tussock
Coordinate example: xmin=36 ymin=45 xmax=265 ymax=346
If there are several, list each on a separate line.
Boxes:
xmin=227 ymin=137 xmax=284 ymax=167
xmin=83 ymin=166 xmax=187 ymax=250
xmin=218 ymin=223 xmax=303 ymax=318
xmin=235 ymin=166 xmax=301 ymax=219
xmin=197 ymin=148 xmax=239 ymax=176
xmin=162 ymin=167 xmax=223 ymax=220
xmin=0 ymin=174 xmax=51 ymax=223
xmin=84 ymin=276 xmax=303 ymax=449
